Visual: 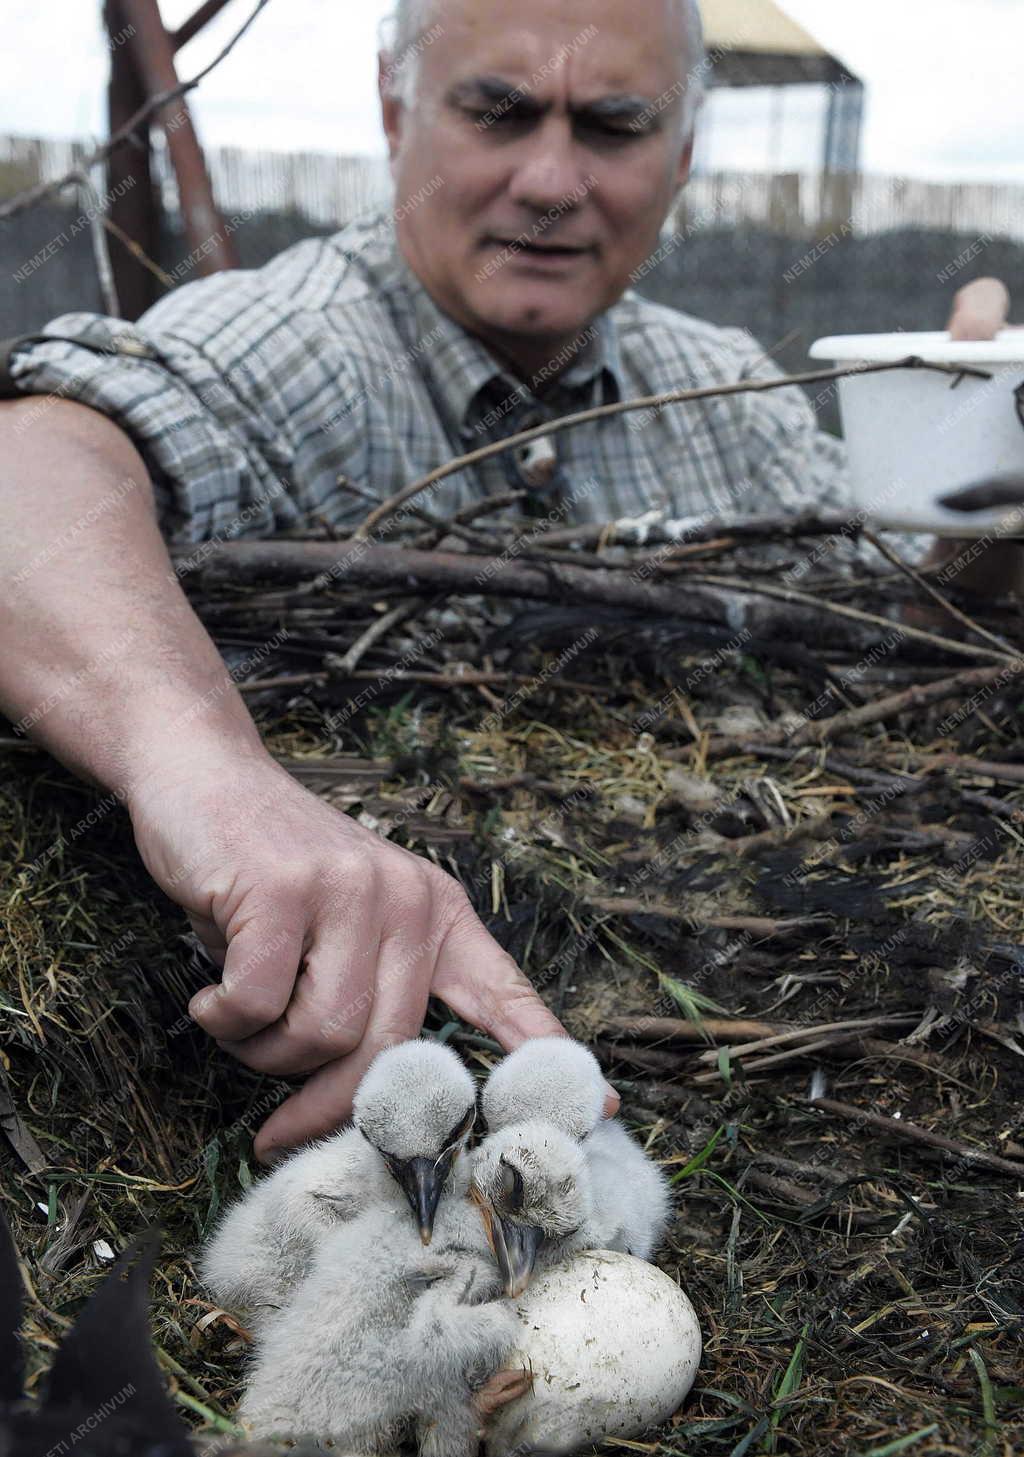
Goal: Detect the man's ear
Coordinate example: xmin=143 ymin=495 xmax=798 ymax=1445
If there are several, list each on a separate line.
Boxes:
xmin=379 ymin=51 xmax=404 ymax=161
xmin=674 ymin=132 xmax=695 ymax=192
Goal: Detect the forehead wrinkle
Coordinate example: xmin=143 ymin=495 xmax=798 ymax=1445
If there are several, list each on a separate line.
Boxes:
xmin=430 ymin=9 xmax=677 ymax=77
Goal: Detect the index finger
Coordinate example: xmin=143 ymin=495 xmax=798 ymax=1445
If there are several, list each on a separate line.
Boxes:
xmin=430 ymin=907 xmax=620 ymax=1117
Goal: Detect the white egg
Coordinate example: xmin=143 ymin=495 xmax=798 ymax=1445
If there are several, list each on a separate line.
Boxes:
xmin=485 ymin=1250 xmax=702 ymax=1457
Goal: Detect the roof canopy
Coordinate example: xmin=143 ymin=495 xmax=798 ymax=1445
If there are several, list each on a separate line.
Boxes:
xmin=699 ymin=0 xmax=859 ymax=87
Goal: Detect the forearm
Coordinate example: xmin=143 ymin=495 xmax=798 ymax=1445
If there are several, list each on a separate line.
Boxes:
xmin=0 ymin=396 xmax=268 ymax=798
xmin=922 ymin=533 xmax=1024 ymax=598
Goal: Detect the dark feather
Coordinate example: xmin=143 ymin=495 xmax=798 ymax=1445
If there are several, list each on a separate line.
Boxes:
xmin=937 ymin=474 xmax=1024 ymax=512
xmin=0 ymin=1211 xmax=25 ymax=1406
xmin=0 ymin=1216 xmax=196 ymax=1456
xmin=486 ymin=604 xmax=854 ymax=703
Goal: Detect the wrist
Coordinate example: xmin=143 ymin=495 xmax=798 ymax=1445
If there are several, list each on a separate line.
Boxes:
xmin=106 ymin=692 xmax=274 ymax=813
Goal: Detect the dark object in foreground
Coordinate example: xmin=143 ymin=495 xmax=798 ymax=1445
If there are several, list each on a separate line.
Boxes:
xmin=937 ymin=473 xmax=1024 ymax=513
xmin=0 ymin=1212 xmax=196 ymax=1456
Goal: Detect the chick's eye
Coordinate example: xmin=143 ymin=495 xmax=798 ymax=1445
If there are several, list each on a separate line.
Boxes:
xmin=442 ymin=1105 xmax=476 ymax=1152
xmin=498 ymin=1158 xmax=525 ymax=1210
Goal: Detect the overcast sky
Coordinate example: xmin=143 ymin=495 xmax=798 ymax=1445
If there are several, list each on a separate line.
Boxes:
xmin=0 ymin=0 xmax=1021 ymax=182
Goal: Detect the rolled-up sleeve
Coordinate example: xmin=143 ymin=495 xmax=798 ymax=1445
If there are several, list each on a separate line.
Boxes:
xmin=7 ymin=273 xmax=315 ymax=544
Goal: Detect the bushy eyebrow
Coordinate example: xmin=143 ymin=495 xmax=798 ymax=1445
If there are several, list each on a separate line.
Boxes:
xmin=446 ymin=75 xmax=662 ymax=129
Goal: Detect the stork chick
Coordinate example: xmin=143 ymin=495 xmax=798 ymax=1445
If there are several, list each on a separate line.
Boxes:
xmin=482 ymin=1037 xmax=670 ymax=1259
xmin=470 ymin=1119 xmax=599 ymax=1297
xmin=200 ymin=1039 xmax=476 ymax=1326
xmin=237 ymin=1190 xmax=518 ymax=1457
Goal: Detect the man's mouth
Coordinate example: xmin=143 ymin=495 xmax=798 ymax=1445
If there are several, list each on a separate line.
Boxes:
xmin=490 ymin=237 xmax=590 ymax=258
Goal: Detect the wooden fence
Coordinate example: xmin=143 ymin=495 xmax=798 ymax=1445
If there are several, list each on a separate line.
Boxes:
xmin=1 ymin=132 xmax=1022 ymax=241
xmin=671 ymin=170 xmax=1024 ymax=244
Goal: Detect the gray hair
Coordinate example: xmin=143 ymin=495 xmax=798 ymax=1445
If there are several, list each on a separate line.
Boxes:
xmin=379 ymin=0 xmax=706 ymax=135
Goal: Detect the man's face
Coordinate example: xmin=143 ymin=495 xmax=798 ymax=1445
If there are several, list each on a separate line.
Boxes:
xmin=381 ymin=0 xmax=695 ymax=375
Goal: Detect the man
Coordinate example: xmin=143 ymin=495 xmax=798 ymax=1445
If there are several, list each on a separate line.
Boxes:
xmin=0 ymin=0 xmax=1012 ymax=1160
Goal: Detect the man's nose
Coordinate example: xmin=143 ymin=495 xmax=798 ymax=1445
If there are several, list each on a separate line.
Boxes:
xmin=507 ymin=117 xmax=591 ymax=218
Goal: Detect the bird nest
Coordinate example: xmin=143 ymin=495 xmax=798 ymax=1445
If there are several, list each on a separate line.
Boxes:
xmin=2 ymin=507 xmax=1024 ymax=1456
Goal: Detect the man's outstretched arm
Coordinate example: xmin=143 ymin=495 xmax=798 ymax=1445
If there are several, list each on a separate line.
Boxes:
xmin=0 ymin=396 xmax=587 ymax=1160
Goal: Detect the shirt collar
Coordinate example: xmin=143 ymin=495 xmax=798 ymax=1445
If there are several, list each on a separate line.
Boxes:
xmin=371 ymin=214 xmax=624 ymax=439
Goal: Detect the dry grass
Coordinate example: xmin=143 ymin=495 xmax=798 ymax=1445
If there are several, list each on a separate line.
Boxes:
xmin=3 ymin=584 xmax=1024 ymax=1457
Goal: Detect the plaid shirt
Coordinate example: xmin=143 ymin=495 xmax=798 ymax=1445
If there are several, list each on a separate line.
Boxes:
xmin=9 ymin=208 xmax=853 ymax=547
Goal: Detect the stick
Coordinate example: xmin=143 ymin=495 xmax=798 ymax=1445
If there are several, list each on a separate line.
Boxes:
xmin=101 ymin=213 xmax=177 ymax=288
xmin=352 ymin=359 xmax=991 ymax=539
xmin=697 ymin=739 xmax=1024 ymax=790
xmin=413 ymin=489 xmax=528 ymax=551
xmin=750 ymin=1152 xmax=850 ymax=1185
xmin=177 ymin=540 xmax=970 ymax=658
xmin=692 ymin=1015 xmax=919 ymax=1064
xmin=685 ymin=571 xmax=1016 ymax=666
xmin=693 ymin=1036 xmax=956 ymax=1085
xmin=872 ymin=751 xmax=1024 ymax=786
xmin=77 ymin=169 xmax=121 ymax=317
xmin=810 ymin=1096 xmax=1024 ymax=1178
xmin=785 ymin=660 xmax=1024 ymax=748
xmin=583 ymin=900 xmax=824 ymax=937
xmin=605 ymin=1016 xmax=784 ymax=1041
xmin=862 ymin=530 xmax=1018 ymax=657
xmin=594 ymin=1040 xmax=688 ymax=1074
xmin=333 ymin=597 xmax=428 ymax=675
xmin=237 ymin=666 xmax=608 ymax=696
xmin=540 ymin=508 xmax=860 ymax=552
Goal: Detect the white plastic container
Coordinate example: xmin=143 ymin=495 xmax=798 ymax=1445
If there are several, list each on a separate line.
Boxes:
xmin=809 ymin=330 xmax=1024 ymax=535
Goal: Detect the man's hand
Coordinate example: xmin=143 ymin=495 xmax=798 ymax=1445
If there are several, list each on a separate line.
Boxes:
xmin=947 ymin=276 xmax=1012 ymax=341
xmin=127 ymin=745 xmax=609 ymax=1163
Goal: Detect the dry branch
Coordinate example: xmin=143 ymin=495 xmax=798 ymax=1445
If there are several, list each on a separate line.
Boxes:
xmin=540 ymin=508 xmax=859 ymax=552
xmin=582 ymin=900 xmax=825 ymax=937
xmin=784 ymin=660 xmax=1024 ymax=747
xmin=353 ymin=358 xmax=991 ymax=538
xmin=175 ymin=539 xmax=1001 ymax=664
xmin=810 ymin=1096 xmax=1024 ymax=1178
xmin=605 ymin=1016 xmax=784 ymax=1041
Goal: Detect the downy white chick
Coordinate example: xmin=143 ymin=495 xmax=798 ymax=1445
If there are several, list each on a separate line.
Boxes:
xmin=200 ymin=1039 xmax=476 ymax=1327
xmin=470 ymin=1119 xmax=600 ymax=1297
xmin=237 ymin=1173 xmax=518 ymax=1457
xmin=482 ymin=1037 xmax=670 ymax=1260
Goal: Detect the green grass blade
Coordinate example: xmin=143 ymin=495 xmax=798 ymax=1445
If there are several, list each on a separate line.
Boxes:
xmin=767 ymin=1322 xmax=809 ymax=1453
xmin=669 ymin=1124 xmax=724 ymax=1184
xmin=968 ymin=1345 xmax=999 ymax=1456
xmin=856 ymin=1424 xmax=940 ymax=1457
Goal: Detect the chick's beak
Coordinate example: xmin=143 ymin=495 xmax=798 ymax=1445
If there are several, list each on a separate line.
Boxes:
xmin=393 ymin=1154 xmax=449 ymax=1245
xmin=492 ymin=1216 xmax=544 ymax=1298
